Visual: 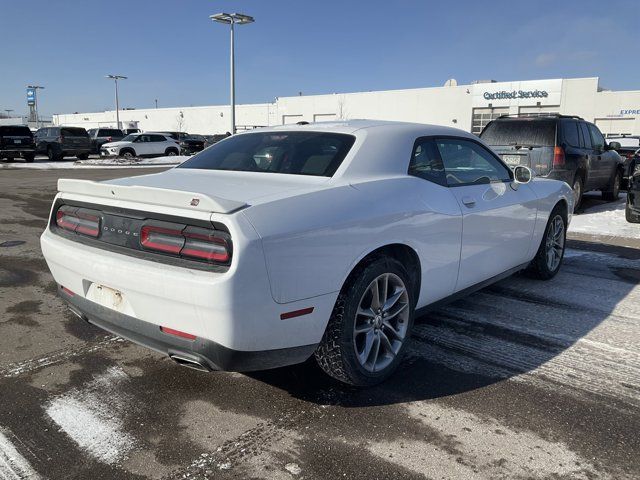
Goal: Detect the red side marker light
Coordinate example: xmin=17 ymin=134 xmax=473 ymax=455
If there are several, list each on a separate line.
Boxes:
xmin=61 ymin=286 xmax=75 ymax=296
xmin=280 ymin=307 xmax=314 ymax=320
xmin=160 ymin=326 xmax=197 ymax=340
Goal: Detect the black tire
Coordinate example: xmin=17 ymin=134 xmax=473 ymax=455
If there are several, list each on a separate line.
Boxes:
xmin=626 ymin=195 xmax=640 ymax=223
xmin=525 ymin=204 xmax=567 ymax=280
xmin=76 ymin=153 xmax=89 ymax=160
xmin=165 ymin=148 xmax=179 ymax=156
xmin=602 ymin=169 xmax=621 ymax=201
xmin=314 ymin=256 xmax=415 ymax=387
xmin=47 ymin=146 xmax=61 ymax=161
xmin=571 ymin=174 xmax=583 ymax=213
xmin=23 ymin=153 xmax=35 ymax=163
xmin=120 ymin=149 xmax=135 ymax=159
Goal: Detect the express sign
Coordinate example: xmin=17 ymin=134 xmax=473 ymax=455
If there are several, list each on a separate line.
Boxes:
xmin=483 ymin=90 xmax=549 ymax=100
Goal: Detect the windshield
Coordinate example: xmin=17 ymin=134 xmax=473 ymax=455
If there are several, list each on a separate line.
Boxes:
xmin=480 ymin=120 xmax=556 ymax=147
xmin=121 ymin=134 xmax=138 ymax=142
xmin=179 ymin=131 xmax=355 ymax=177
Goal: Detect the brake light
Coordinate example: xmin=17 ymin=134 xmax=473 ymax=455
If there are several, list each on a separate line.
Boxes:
xmin=140 ymin=224 xmax=231 ymax=264
xmin=55 ymin=206 xmax=101 ymax=237
xmin=553 ymin=146 xmax=565 ymax=167
xmin=106 ymin=136 xmax=112 ymax=142
xmin=140 ymin=225 xmax=184 ymax=254
xmin=160 ymin=326 xmax=196 ymax=340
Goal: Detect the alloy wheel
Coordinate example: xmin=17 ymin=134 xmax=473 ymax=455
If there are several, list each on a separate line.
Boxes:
xmin=353 ymin=273 xmax=409 ymax=373
xmin=545 ymin=214 xmax=565 ymax=272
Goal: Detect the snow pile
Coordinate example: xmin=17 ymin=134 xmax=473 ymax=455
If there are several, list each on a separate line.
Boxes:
xmin=0 ymin=429 xmax=40 ymax=479
xmin=0 ymin=155 xmax=186 ymax=169
xmin=569 ymin=196 xmax=639 ymax=241
xmin=76 ymin=155 xmax=189 ymax=166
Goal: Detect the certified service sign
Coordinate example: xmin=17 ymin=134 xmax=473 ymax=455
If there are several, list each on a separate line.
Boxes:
xmin=473 ymin=79 xmax=562 ymax=107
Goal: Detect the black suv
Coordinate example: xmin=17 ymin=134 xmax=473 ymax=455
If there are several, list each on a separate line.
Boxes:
xmin=627 ymin=156 xmax=640 ymax=223
xmin=480 ymin=115 xmax=624 ymax=211
xmin=87 ymin=128 xmax=124 ymax=154
xmin=35 ymin=126 xmax=92 ymax=161
xmin=0 ymin=125 xmax=36 ymax=162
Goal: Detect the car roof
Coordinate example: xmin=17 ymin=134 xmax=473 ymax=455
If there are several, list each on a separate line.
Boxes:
xmin=243 ymin=119 xmax=474 ymax=138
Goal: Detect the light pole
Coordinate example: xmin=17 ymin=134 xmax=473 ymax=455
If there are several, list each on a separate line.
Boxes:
xmin=210 ymin=12 xmax=254 ymax=134
xmin=105 ymin=75 xmax=127 ymax=129
xmin=4 ymin=109 xmax=13 ymax=118
xmin=27 ymin=85 xmax=44 ymax=128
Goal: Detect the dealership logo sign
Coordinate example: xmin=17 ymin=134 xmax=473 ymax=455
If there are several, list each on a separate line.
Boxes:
xmin=483 ymin=90 xmax=549 ymax=100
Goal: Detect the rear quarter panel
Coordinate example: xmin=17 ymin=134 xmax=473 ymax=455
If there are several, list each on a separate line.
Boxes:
xmin=242 ymin=177 xmax=463 ymax=306
xmin=526 ymin=178 xmax=573 ymax=258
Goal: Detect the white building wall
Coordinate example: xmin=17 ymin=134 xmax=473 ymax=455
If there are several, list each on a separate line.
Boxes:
xmin=53 ymin=77 xmax=640 ymax=137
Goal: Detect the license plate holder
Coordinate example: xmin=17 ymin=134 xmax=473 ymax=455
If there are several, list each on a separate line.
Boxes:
xmin=86 ymin=283 xmax=134 ymax=316
xmin=502 ymin=154 xmax=522 ymax=166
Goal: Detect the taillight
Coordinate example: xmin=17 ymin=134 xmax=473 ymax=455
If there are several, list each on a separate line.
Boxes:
xmin=140 ymin=223 xmax=231 ymax=264
xmin=106 ymin=136 xmax=112 ymax=142
xmin=55 ymin=206 xmax=101 ymax=237
xmin=553 ymin=146 xmax=565 ymax=167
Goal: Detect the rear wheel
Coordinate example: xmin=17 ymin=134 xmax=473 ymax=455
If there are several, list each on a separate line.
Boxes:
xmin=23 ymin=153 xmax=34 ymax=163
xmin=165 ymin=148 xmax=179 ymax=156
xmin=572 ymin=175 xmax=583 ymax=212
xmin=525 ymin=205 xmax=567 ymax=280
xmin=315 ymin=257 xmax=414 ymax=386
xmin=602 ymin=170 xmax=621 ymax=201
xmin=76 ymin=153 xmax=89 ymax=160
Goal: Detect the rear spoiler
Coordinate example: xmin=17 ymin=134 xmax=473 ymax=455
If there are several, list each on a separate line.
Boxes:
xmin=57 ymin=179 xmax=247 ymax=214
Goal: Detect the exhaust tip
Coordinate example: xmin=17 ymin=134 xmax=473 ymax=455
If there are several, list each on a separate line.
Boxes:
xmin=170 ymin=354 xmax=211 ymax=372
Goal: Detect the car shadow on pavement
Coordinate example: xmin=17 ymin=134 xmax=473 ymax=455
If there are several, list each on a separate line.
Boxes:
xmin=248 ymin=242 xmax=639 ymax=407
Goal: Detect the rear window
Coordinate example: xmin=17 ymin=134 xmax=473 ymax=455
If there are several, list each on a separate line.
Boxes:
xmin=179 ymin=131 xmax=356 ymax=177
xmin=61 ymin=127 xmax=88 ymax=137
xmin=0 ymin=126 xmax=32 ymax=137
xmin=97 ymin=129 xmax=123 ymax=137
xmin=480 ymin=120 xmax=557 ymax=147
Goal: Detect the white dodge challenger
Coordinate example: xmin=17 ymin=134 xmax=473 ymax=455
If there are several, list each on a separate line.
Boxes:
xmin=41 ymin=120 xmax=573 ymax=386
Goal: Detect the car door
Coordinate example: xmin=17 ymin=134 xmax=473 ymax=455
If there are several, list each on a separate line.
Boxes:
xmin=587 ymin=123 xmax=616 ymax=188
xmin=151 ymin=134 xmax=170 ymax=155
xmin=133 ymin=134 xmax=152 ymax=156
xmin=407 ymin=138 xmax=463 ymax=305
xmin=434 ymin=137 xmax=538 ymax=291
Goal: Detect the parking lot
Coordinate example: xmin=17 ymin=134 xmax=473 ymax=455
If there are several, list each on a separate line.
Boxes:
xmin=0 ymin=167 xmax=638 ymax=479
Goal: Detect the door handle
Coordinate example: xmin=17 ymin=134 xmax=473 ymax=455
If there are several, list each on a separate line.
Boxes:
xmin=461 ymin=196 xmax=476 ymax=207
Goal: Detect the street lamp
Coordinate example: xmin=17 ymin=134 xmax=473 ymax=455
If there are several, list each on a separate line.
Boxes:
xmin=27 ymin=85 xmax=44 ymax=128
xmin=4 ymin=109 xmax=13 ymax=118
xmin=210 ymin=12 xmax=254 ymax=134
xmin=105 ymin=75 xmax=127 ymax=129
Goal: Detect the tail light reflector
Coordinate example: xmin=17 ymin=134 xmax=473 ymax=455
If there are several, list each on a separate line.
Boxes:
xmin=553 ymin=146 xmax=565 ymax=167
xmin=56 ymin=206 xmax=101 ymax=237
xmin=160 ymin=326 xmax=196 ymax=340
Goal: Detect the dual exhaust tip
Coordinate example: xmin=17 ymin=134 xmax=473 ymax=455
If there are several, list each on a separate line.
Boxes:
xmin=169 ymin=353 xmax=212 ymax=372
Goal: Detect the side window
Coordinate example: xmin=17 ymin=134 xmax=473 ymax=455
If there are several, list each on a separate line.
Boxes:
xmin=408 ymin=138 xmax=447 ymax=186
xmin=561 ymin=121 xmax=580 ymax=148
xmin=579 ymin=123 xmax=592 ymax=149
xmin=435 ymin=138 xmax=511 ymax=186
xmin=152 ymin=135 xmax=167 ymax=142
xmin=587 ymin=123 xmax=605 ymax=151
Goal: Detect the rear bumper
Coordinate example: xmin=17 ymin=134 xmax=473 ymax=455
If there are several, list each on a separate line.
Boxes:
xmin=59 ymin=285 xmax=316 ymax=371
xmin=1 ymin=148 xmax=35 ymax=156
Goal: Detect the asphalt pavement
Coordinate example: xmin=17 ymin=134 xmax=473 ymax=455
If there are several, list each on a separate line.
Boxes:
xmin=0 ymin=168 xmax=638 ymax=479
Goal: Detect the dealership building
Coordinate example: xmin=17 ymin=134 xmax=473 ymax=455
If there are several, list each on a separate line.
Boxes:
xmin=53 ymin=76 xmax=640 ymax=137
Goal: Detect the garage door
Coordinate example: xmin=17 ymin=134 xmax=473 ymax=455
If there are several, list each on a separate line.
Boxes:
xmin=282 ymin=114 xmax=303 ymax=125
xmin=595 ymin=118 xmax=634 ymax=137
xmin=313 ymin=113 xmax=336 ymax=122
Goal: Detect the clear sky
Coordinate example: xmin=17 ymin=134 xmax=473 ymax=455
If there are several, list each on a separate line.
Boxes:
xmin=1 ymin=0 xmax=638 ymax=117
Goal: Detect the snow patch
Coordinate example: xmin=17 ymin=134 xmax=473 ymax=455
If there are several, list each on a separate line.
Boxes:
xmin=0 ymin=429 xmax=40 ymax=479
xmin=569 ymin=196 xmax=639 ymax=240
xmin=45 ymin=367 xmax=135 ymax=465
xmin=0 ymin=155 xmax=185 ymax=169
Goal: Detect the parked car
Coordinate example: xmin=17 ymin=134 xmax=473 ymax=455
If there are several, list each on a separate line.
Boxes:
xmin=0 ymin=125 xmax=36 ymax=162
xmin=179 ymin=134 xmax=206 ymax=155
xmin=204 ymin=133 xmax=230 ymax=149
xmin=35 ymin=126 xmax=92 ymax=161
xmin=626 ymin=155 xmax=640 ymax=223
xmin=122 ymin=128 xmax=141 ymax=135
xmin=100 ymin=132 xmax=180 ymax=158
xmin=480 ymin=115 xmax=624 ymax=211
xmin=87 ymin=128 xmax=124 ymax=154
xmin=160 ymin=131 xmax=189 ymax=141
xmin=41 ymin=120 xmax=572 ymax=386
xmin=605 ymin=136 xmax=639 ymax=189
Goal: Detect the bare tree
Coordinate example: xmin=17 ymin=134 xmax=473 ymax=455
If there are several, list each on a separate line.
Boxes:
xmin=336 ymin=95 xmax=349 ymax=120
xmin=176 ymin=112 xmax=186 ymax=132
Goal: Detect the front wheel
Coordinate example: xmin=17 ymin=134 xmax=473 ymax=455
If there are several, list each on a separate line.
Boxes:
xmin=120 ymin=149 xmax=135 ymax=159
xmin=315 ymin=257 xmax=414 ymax=386
xmin=525 ymin=205 xmax=567 ymax=280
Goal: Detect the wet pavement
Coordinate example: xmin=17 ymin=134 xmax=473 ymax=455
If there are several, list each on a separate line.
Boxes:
xmin=0 ymin=168 xmax=638 ymax=479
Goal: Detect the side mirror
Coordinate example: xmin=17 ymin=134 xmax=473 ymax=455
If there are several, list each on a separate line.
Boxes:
xmin=513 ymin=165 xmax=533 ymax=184
xmin=608 ymin=141 xmax=621 ymax=151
